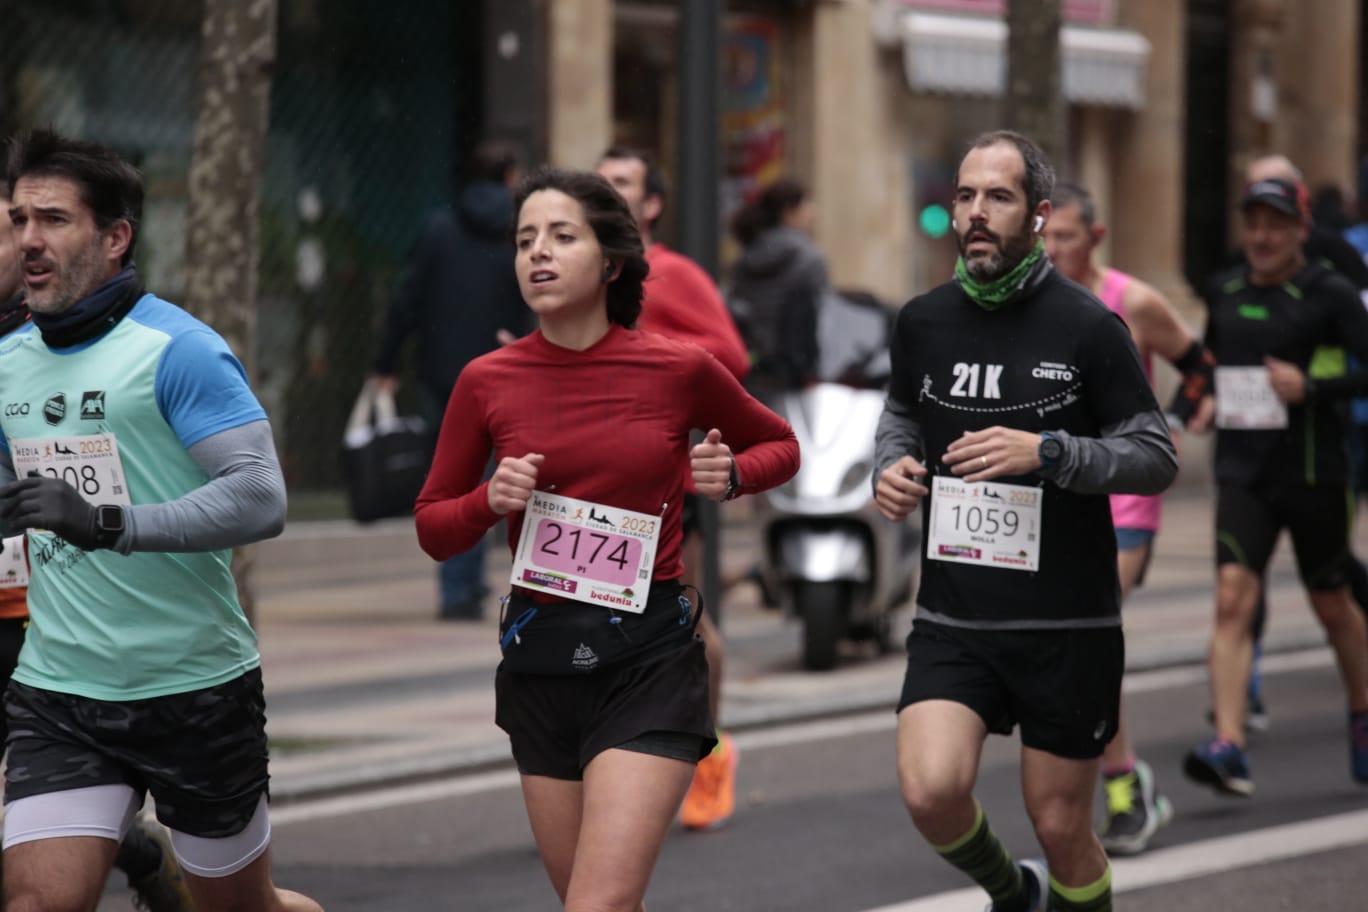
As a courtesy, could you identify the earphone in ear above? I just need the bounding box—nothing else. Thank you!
[1033,215,1045,232]
[603,264,614,283]
[951,219,958,231]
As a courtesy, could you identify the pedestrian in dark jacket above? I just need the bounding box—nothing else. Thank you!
[372,140,528,620]
[728,178,827,396]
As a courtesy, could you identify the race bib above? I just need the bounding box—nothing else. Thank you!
[510,491,661,614]
[0,535,28,589]
[1215,366,1288,430]
[927,476,1042,572]
[10,433,133,507]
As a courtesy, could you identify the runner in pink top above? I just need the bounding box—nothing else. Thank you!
[1097,268,1164,536]
[1046,182,1212,857]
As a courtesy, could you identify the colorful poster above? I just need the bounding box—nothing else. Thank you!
[721,16,785,253]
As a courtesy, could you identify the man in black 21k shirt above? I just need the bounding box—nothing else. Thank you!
[873,130,1176,912]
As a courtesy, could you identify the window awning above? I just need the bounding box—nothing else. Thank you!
[872,9,1151,109]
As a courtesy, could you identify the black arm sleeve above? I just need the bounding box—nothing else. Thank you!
[1167,339,1217,425]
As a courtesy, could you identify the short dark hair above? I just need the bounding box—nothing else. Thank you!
[961,130,1056,215]
[731,177,807,247]
[6,128,144,266]
[513,167,648,328]
[599,145,669,223]
[469,140,521,185]
[1051,181,1097,228]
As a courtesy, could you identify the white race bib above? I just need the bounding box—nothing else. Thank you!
[510,491,661,614]
[10,433,133,507]
[927,476,1042,572]
[0,535,28,589]
[1215,366,1288,430]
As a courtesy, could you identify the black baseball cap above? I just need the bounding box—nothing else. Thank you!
[1240,177,1309,220]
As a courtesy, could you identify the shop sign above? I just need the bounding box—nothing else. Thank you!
[886,0,1112,25]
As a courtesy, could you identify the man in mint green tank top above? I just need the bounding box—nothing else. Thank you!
[0,130,322,911]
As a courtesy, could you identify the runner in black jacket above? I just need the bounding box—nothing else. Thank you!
[1182,177,1368,799]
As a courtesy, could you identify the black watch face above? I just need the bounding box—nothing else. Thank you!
[1042,439,1062,461]
[98,506,124,533]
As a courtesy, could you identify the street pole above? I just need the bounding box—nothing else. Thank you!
[1005,0,1063,163]
[678,1,723,618]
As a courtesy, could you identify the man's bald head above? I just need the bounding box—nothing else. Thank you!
[1246,154,1304,185]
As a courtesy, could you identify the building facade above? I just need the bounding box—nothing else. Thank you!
[528,0,1362,319]
[3,0,1360,501]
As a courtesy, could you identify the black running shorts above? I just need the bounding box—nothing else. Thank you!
[4,669,270,838]
[495,636,716,780]
[1215,483,1352,590]
[898,619,1124,760]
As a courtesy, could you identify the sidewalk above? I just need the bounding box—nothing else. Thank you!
[255,491,1344,803]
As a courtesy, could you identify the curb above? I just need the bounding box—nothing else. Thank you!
[268,628,1331,806]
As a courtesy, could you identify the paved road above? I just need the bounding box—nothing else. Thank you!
[99,650,1368,910]
[82,489,1368,908]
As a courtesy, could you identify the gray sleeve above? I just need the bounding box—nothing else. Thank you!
[1039,410,1177,495]
[872,396,925,495]
[116,419,287,553]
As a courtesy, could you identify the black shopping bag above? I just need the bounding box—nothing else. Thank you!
[341,380,431,523]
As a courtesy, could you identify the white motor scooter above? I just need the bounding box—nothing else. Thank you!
[753,292,921,670]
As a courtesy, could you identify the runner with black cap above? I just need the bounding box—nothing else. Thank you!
[1183,175,1368,797]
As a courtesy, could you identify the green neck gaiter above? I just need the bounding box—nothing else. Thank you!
[955,238,1046,311]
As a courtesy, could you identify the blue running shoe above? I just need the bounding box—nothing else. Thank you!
[1183,739,1254,797]
[1351,711,1368,784]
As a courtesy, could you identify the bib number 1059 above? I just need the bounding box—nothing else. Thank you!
[927,476,1042,572]
[945,504,1020,537]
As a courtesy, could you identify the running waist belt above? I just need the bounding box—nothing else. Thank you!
[497,580,702,675]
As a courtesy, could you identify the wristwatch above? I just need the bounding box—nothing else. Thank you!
[1038,432,1063,471]
[723,458,740,500]
[92,504,125,549]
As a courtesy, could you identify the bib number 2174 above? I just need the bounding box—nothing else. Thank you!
[510,490,661,613]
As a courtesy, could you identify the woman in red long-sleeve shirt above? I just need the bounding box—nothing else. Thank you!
[415,167,798,911]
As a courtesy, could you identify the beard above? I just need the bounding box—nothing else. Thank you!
[958,216,1037,282]
[24,239,109,315]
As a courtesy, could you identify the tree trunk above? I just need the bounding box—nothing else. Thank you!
[1005,0,1064,165]
[183,0,278,625]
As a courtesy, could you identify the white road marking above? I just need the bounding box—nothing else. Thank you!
[272,648,1336,827]
[1123,646,1330,694]
[857,805,1368,912]
[271,769,522,826]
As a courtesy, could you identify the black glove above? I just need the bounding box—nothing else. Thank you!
[0,475,100,550]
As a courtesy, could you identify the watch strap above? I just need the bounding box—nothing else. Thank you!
[92,505,124,549]
[723,457,739,500]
